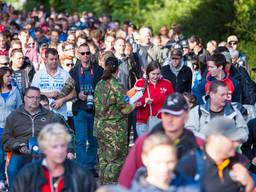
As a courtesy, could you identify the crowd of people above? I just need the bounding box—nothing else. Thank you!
[0,2,256,191]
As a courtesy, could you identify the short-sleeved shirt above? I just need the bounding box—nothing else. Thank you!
[31,67,71,119]
[12,71,22,94]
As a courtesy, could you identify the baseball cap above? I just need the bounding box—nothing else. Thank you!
[160,93,189,116]
[180,39,189,48]
[205,117,247,141]
[171,49,182,58]
[227,35,238,43]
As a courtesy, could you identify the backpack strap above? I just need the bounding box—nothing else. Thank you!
[198,105,202,131]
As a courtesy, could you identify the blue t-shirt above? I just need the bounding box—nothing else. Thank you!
[79,68,94,93]
[1,91,10,102]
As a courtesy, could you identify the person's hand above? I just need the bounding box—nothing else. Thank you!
[78,91,87,101]
[145,98,153,105]
[131,103,137,111]
[51,98,64,110]
[231,163,254,192]
[67,153,75,160]
[18,143,30,154]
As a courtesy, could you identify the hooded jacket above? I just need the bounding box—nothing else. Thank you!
[192,70,240,104]
[130,167,199,192]
[185,99,248,142]
[161,62,192,93]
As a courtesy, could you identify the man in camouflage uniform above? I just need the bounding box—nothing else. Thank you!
[94,57,133,184]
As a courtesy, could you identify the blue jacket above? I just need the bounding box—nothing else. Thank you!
[0,86,22,128]
[192,71,240,104]
[130,167,199,192]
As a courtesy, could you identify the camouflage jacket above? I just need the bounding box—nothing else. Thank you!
[94,76,133,121]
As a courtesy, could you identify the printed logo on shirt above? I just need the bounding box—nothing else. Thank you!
[160,87,168,94]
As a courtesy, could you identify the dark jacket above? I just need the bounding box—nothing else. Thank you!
[176,149,249,192]
[128,53,142,89]
[3,105,64,153]
[161,64,192,93]
[229,65,256,105]
[241,118,256,161]
[118,123,198,188]
[69,60,103,114]
[12,60,35,96]
[130,167,199,192]
[10,159,96,192]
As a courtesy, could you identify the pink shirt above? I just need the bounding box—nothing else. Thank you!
[24,48,38,64]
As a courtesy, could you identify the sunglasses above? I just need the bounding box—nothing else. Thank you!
[79,51,90,56]
[65,63,74,67]
[229,41,238,45]
[0,63,8,66]
[171,57,180,60]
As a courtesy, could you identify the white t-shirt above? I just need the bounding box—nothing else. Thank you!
[31,67,71,119]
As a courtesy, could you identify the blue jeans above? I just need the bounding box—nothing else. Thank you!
[128,109,138,142]
[73,109,97,169]
[0,128,5,181]
[136,122,148,136]
[7,154,31,187]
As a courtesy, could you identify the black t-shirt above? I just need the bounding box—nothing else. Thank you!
[210,108,224,119]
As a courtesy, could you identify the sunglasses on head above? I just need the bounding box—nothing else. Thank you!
[64,47,74,51]
[65,63,74,67]
[79,51,90,56]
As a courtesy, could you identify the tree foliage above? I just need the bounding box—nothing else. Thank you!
[232,0,256,41]
[23,0,256,71]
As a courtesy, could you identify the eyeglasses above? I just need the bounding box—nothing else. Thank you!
[171,57,180,60]
[65,63,74,67]
[26,96,40,100]
[79,51,90,56]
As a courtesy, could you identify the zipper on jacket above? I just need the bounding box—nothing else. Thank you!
[20,111,42,137]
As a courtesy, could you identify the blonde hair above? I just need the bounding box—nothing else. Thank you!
[38,123,71,151]
[139,27,152,36]
[142,133,176,156]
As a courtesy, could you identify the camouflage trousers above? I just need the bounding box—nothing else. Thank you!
[95,120,128,184]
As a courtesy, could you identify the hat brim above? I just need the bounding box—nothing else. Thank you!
[160,109,185,116]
